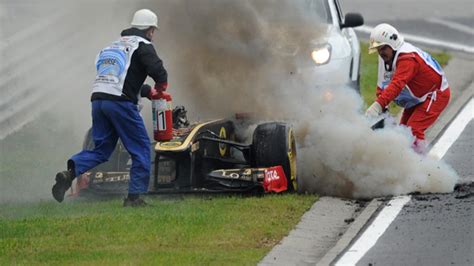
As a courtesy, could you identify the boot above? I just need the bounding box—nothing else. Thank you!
[52,170,74,202]
[123,197,148,207]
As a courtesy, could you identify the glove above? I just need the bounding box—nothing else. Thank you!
[140,84,159,100]
[365,101,383,118]
[140,84,152,98]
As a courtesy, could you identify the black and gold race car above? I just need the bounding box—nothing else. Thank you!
[72,107,297,196]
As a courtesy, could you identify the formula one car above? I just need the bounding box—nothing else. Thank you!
[72,107,297,196]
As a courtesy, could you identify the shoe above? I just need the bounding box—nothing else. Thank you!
[52,170,73,202]
[123,197,148,207]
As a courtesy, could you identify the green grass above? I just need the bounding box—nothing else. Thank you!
[0,194,316,265]
[359,42,451,113]
[359,42,380,108]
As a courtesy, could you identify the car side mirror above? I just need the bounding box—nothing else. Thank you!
[341,13,364,29]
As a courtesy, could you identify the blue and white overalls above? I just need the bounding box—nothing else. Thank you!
[70,36,152,194]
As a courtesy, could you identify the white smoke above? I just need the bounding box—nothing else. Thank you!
[294,86,458,198]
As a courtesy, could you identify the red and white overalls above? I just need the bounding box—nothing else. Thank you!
[376,42,450,152]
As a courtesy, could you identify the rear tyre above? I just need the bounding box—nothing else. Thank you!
[251,122,297,191]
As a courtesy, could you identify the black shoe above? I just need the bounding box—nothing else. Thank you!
[123,197,148,207]
[52,170,73,203]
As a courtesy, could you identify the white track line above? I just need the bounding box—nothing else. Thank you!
[426,18,474,35]
[356,25,474,54]
[334,196,412,266]
[334,97,473,265]
[429,98,474,159]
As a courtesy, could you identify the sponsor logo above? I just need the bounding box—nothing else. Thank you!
[215,170,240,179]
[265,169,281,182]
[93,172,129,183]
[211,168,264,182]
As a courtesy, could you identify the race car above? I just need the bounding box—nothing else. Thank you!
[71,107,297,196]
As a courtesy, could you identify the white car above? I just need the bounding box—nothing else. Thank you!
[308,0,364,91]
[266,0,364,91]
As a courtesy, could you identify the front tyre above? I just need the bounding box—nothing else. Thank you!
[251,122,297,191]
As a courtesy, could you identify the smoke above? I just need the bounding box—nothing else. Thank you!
[152,0,328,120]
[294,87,458,198]
[152,0,458,198]
[0,0,458,202]
[0,0,144,202]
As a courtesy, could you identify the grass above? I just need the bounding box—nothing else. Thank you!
[359,42,451,113]
[0,194,317,265]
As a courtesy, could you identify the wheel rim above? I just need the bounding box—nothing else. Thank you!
[287,128,297,191]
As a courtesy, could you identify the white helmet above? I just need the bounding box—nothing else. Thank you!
[131,9,158,30]
[368,23,404,54]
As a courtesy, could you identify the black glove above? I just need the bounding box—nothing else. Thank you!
[140,84,152,98]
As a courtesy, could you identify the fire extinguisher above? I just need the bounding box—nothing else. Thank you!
[151,84,173,141]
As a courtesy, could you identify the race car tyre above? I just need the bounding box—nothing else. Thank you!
[251,122,297,191]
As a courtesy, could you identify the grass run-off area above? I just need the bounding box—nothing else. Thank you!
[0,194,317,265]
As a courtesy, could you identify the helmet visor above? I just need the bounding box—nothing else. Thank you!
[368,40,384,54]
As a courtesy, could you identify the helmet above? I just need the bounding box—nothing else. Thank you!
[368,23,404,54]
[131,9,158,30]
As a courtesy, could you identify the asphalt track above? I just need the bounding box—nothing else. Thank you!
[341,0,474,55]
[353,121,473,266]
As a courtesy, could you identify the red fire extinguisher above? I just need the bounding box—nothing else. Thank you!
[151,83,173,141]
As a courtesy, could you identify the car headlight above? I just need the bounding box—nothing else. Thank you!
[311,44,332,65]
